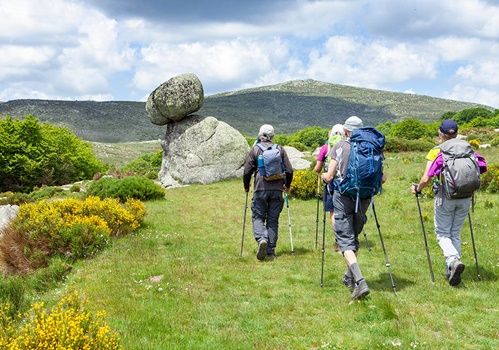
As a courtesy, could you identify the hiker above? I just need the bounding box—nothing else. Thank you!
[314,124,345,250]
[411,119,487,286]
[322,116,386,299]
[243,124,293,261]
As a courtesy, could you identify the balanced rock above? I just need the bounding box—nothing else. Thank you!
[159,116,249,187]
[146,73,204,125]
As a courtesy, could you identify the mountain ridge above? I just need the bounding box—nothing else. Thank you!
[0,79,492,142]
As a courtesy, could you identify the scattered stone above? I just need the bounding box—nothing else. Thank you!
[284,146,311,170]
[0,205,19,233]
[146,73,204,125]
[149,275,163,283]
[479,144,491,149]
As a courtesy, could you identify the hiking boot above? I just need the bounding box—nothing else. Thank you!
[342,273,355,291]
[351,279,370,300]
[448,260,465,286]
[265,253,276,261]
[256,239,268,261]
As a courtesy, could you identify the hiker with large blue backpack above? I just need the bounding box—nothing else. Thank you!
[322,116,394,299]
[243,124,293,261]
[411,119,488,286]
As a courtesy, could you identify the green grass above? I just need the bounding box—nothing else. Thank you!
[36,148,499,349]
[91,140,161,168]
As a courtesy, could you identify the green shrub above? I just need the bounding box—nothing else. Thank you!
[491,136,499,147]
[390,118,433,140]
[0,115,106,192]
[289,126,328,149]
[245,136,256,146]
[273,134,291,146]
[121,150,162,179]
[70,183,81,192]
[86,176,165,201]
[288,141,307,151]
[28,186,66,201]
[384,137,435,152]
[290,169,319,199]
[0,192,32,206]
[480,164,499,193]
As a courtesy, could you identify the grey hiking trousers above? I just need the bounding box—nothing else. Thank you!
[333,192,370,252]
[434,195,471,268]
[251,190,284,254]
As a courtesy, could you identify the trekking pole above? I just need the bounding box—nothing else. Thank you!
[285,193,294,254]
[320,183,327,287]
[371,201,397,294]
[315,176,321,250]
[468,212,481,280]
[240,191,249,257]
[415,192,435,283]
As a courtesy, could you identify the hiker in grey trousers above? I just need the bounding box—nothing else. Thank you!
[412,119,487,286]
[243,124,293,261]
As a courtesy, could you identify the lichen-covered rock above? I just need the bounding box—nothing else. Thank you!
[146,73,204,125]
[283,146,311,170]
[159,116,249,187]
[0,204,19,233]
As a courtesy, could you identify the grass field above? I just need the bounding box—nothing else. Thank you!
[91,140,162,168]
[38,148,498,349]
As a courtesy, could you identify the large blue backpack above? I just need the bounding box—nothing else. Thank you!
[336,127,385,208]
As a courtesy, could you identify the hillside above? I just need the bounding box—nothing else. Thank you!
[0,80,490,142]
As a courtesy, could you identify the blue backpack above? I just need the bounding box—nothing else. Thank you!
[336,127,385,208]
[255,143,286,181]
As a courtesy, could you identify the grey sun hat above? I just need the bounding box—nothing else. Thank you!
[258,124,275,140]
[343,116,363,132]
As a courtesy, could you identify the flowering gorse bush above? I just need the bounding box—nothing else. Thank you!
[0,292,121,349]
[291,169,319,200]
[1,197,146,272]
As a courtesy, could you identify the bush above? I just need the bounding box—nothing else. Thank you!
[273,134,291,146]
[1,197,146,272]
[384,137,435,152]
[0,292,121,349]
[290,169,319,199]
[491,136,499,147]
[480,164,499,193]
[390,118,433,140]
[289,126,328,150]
[121,150,163,179]
[288,141,307,151]
[0,115,106,192]
[86,176,165,202]
[469,139,480,150]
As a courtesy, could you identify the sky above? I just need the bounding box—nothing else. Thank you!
[1,0,498,107]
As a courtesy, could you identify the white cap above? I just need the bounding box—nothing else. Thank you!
[330,123,345,136]
[258,124,275,139]
[343,116,363,132]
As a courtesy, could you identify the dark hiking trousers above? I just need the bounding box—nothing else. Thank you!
[251,190,284,254]
[333,192,370,252]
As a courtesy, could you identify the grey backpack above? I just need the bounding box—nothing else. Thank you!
[255,143,285,181]
[440,139,480,199]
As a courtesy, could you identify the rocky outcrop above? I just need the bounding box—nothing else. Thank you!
[0,205,19,233]
[284,146,311,170]
[146,73,204,125]
[159,116,249,187]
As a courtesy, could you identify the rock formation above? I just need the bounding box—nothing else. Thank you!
[146,73,249,187]
[146,73,204,125]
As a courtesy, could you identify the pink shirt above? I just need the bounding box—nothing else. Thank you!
[427,152,487,177]
[316,144,329,162]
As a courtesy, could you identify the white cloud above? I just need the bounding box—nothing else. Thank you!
[445,84,499,107]
[133,38,290,94]
[303,36,438,87]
